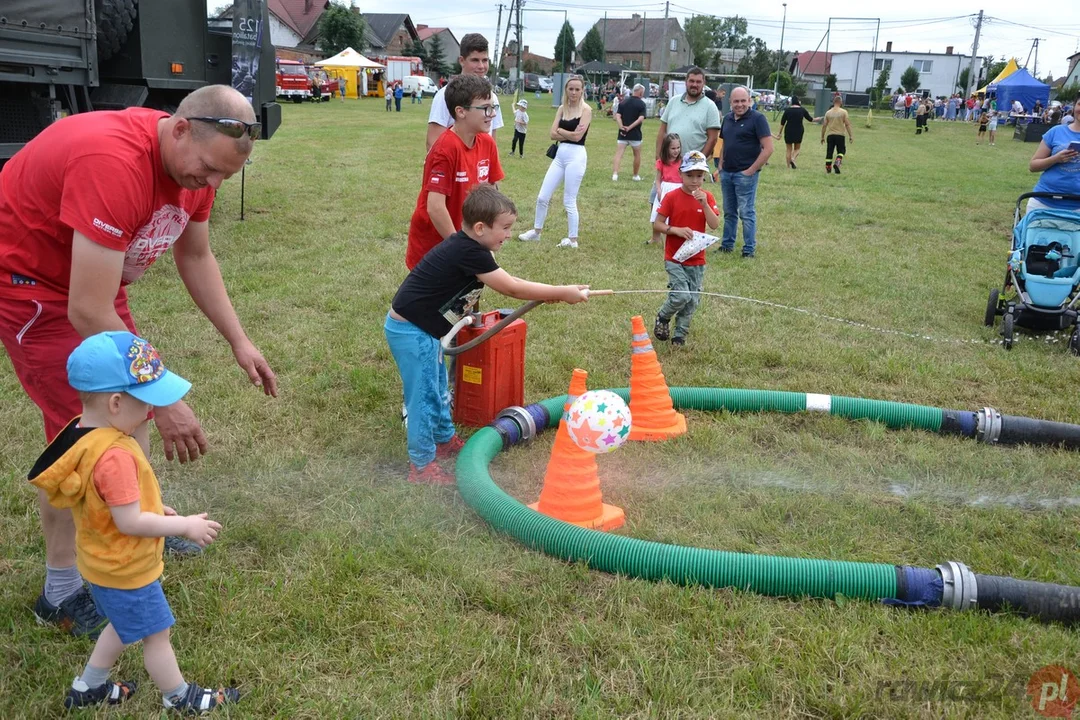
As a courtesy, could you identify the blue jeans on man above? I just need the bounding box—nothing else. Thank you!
[720,170,760,257]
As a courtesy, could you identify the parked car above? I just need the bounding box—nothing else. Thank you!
[523,73,541,92]
[538,76,553,93]
[402,75,439,97]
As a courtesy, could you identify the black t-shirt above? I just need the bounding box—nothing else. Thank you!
[391,231,500,338]
[616,97,646,142]
[781,106,814,128]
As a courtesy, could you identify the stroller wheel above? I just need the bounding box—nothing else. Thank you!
[1003,313,1015,350]
[985,288,1000,327]
[1070,327,1080,357]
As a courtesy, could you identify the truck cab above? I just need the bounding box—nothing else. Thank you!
[275,59,311,102]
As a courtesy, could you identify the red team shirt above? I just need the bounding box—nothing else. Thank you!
[0,108,215,301]
[657,188,718,267]
[405,130,504,269]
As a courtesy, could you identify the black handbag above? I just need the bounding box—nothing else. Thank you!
[546,142,558,159]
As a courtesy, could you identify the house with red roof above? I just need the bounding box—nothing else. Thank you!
[793,51,833,89]
[415,25,460,65]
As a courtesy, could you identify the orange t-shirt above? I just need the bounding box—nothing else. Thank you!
[92,447,141,506]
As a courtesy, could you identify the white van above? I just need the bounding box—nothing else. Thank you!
[402,75,439,97]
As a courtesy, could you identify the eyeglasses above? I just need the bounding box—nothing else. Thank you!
[187,116,262,140]
[464,105,498,117]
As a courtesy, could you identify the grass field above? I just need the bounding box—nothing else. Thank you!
[3,96,1080,718]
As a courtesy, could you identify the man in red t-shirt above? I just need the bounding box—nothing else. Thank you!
[651,151,720,347]
[406,74,504,269]
[0,85,277,635]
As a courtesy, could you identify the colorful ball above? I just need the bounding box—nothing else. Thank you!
[565,390,632,454]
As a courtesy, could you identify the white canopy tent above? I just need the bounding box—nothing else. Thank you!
[315,47,384,97]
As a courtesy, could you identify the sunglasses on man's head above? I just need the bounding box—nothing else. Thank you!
[187,116,261,140]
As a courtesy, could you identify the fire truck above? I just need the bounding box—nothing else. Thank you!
[275,58,312,102]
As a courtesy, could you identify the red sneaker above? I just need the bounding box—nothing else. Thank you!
[435,435,466,461]
[408,462,456,486]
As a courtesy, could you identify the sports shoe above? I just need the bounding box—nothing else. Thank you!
[33,586,106,638]
[632,175,642,182]
[165,535,203,557]
[611,173,619,181]
[671,337,686,347]
[163,682,240,715]
[833,164,840,174]
[653,315,670,341]
[408,462,456,486]
[435,435,465,461]
[65,676,137,709]
[556,238,578,249]
[790,161,797,169]
[835,156,843,170]
[518,229,541,242]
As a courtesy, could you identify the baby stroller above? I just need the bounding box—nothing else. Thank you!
[985,192,1080,351]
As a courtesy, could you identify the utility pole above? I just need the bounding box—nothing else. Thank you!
[659,2,670,72]
[516,0,523,93]
[492,3,504,80]
[1025,38,1046,78]
[964,10,983,100]
[773,3,787,97]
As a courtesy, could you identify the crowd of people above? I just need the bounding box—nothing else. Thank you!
[2,22,1079,715]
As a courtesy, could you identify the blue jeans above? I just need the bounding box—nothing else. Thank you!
[384,314,455,468]
[720,170,760,256]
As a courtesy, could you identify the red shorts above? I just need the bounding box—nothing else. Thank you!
[0,289,138,442]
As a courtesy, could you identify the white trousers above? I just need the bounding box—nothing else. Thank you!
[535,143,587,238]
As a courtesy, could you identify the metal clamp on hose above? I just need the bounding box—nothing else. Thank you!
[937,561,978,612]
[496,406,537,442]
[976,407,1002,445]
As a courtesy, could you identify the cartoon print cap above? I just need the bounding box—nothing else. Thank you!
[67,331,191,407]
[680,150,710,173]
[516,99,528,108]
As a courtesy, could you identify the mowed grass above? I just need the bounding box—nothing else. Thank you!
[2,96,1080,718]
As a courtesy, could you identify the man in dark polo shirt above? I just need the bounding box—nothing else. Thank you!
[718,86,773,258]
[612,84,647,181]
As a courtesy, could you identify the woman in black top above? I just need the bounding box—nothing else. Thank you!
[773,96,819,169]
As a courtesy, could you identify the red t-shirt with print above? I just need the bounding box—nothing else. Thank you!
[405,129,504,270]
[0,108,215,301]
[657,187,718,267]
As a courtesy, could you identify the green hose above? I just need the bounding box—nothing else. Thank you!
[455,387,931,603]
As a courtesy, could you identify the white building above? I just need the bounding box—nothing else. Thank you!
[830,43,984,97]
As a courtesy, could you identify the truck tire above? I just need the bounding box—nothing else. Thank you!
[96,0,138,62]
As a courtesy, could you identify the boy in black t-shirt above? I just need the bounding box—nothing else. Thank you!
[385,186,590,485]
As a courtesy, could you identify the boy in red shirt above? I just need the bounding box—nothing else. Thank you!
[652,151,720,346]
[405,74,504,269]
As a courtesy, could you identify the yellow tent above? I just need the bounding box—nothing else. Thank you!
[977,58,1020,94]
[314,47,385,98]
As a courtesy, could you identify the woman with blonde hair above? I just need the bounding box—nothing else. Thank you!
[518,75,592,248]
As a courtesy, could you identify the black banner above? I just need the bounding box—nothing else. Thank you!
[231,0,265,105]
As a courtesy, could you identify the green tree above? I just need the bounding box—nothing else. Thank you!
[716,15,751,48]
[766,70,792,95]
[522,58,542,74]
[408,38,428,67]
[984,56,1009,85]
[899,65,920,93]
[317,3,366,56]
[1058,81,1080,104]
[823,72,838,91]
[874,67,890,102]
[581,25,605,64]
[684,16,720,67]
[736,38,774,86]
[553,20,576,72]
[426,33,447,77]
[956,67,970,93]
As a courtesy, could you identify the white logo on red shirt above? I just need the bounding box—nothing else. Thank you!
[477,159,490,182]
[455,170,469,183]
[93,218,124,238]
[122,204,190,284]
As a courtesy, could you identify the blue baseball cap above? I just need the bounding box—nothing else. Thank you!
[67,331,191,407]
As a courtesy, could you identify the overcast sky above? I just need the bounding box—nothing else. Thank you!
[358,0,1079,80]
[207,1,1079,79]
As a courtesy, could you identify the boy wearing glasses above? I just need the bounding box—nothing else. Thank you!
[405,74,504,269]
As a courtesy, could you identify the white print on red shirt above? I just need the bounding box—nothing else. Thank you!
[122,204,190,283]
[477,159,490,182]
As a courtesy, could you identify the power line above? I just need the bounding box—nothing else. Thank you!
[983,16,1080,39]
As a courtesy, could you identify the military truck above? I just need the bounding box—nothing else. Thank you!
[0,0,280,162]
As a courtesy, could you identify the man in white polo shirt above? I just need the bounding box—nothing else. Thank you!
[426,33,503,151]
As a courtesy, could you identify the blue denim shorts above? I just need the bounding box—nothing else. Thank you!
[88,579,175,644]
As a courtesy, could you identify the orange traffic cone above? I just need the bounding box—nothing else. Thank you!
[628,315,687,441]
[529,368,625,531]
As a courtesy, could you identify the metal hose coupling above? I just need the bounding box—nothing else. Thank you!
[496,406,538,443]
[937,561,978,612]
[975,407,1002,445]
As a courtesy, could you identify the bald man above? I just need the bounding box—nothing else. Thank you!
[0,85,277,636]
